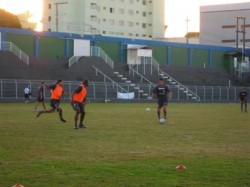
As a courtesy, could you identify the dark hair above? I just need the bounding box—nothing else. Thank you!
[56,80,62,84]
[159,78,164,81]
[83,80,89,86]
[41,81,45,84]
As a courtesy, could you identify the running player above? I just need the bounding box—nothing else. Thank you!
[152,78,171,121]
[36,80,66,122]
[34,81,46,111]
[239,87,248,112]
[71,80,88,129]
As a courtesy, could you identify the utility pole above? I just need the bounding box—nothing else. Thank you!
[185,16,190,44]
[236,16,246,55]
[55,1,67,32]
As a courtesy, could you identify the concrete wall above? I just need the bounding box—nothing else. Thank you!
[0,27,242,72]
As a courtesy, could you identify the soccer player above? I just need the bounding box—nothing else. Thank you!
[152,78,171,121]
[71,80,88,129]
[34,81,46,111]
[239,87,248,112]
[36,80,66,122]
[24,85,31,103]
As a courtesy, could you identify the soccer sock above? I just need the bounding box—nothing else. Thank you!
[241,104,243,112]
[164,111,167,119]
[80,112,85,126]
[245,104,247,112]
[157,112,160,119]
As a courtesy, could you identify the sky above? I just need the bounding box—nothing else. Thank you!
[0,0,249,35]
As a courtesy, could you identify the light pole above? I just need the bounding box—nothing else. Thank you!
[185,16,190,44]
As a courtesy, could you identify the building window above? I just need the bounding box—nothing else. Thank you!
[110,7,114,13]
[149,12,152,15]
[48,4,51,9]
[128,21,133,27]
[142,0,147,5]
[91,15,97,22]
[48,16,51,21]
[136,10,139,14]
[119,8,124,14]
[48,28,51,32]
[128,10,134,15]
[120,0,125,2]
[142,12,147,17]
[109,19,115,25]
[103,31,106,34]
[103,18,106,22]
[129,0,134,3]
[142,23,147,28]
[119,20,124,26]
[103,7,106,10]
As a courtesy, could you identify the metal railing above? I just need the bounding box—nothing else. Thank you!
[91,65,128,93]
[68,46,114,69]
[0,79,248,102]
[128,65,156,87]
[68,56,81,67]
[1,41,29,65]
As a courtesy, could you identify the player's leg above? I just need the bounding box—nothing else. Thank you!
[34,101,39,111]
[42,100,46,110]
[79,104,86,128]
[57,106,66,122]
[244,100,247,112]
[240,100,243,112]
[73,102,80,129]
[36,107,54,117]
[157,100,163,119]
[163,105,167,119]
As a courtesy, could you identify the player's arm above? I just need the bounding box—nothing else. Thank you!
[47,84,56,90]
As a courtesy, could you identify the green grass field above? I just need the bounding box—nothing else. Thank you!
[0,102,250,187]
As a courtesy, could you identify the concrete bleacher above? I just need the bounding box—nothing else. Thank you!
[0,51,237,87]
[134,64,235,86]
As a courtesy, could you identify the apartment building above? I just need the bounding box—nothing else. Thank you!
[200,2,250,48]
[42,0,165,39]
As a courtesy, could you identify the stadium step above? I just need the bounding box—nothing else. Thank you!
[121,77,127,80]
[126,80,131,83]
[113,72,119,75]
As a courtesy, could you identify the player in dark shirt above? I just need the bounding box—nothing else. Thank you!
[34,81,46,111]
[152,78,171,120]
[239,87,248,112]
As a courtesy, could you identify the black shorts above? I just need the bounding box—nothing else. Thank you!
[36,97,44,102]
[240,98,247,104]
[50,99,60,110]
[158,98,168,108]
[72,102,84,112]
[24,94,30,99]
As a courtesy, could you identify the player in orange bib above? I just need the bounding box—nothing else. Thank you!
[71,80,89,129]
[36,80,66,122]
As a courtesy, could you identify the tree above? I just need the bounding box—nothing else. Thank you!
[0,9,22,28]
[185,32,200,38]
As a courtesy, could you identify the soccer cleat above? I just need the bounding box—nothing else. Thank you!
[60,118,66,122]
[74,125,78,129]
[79,124,86,128]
